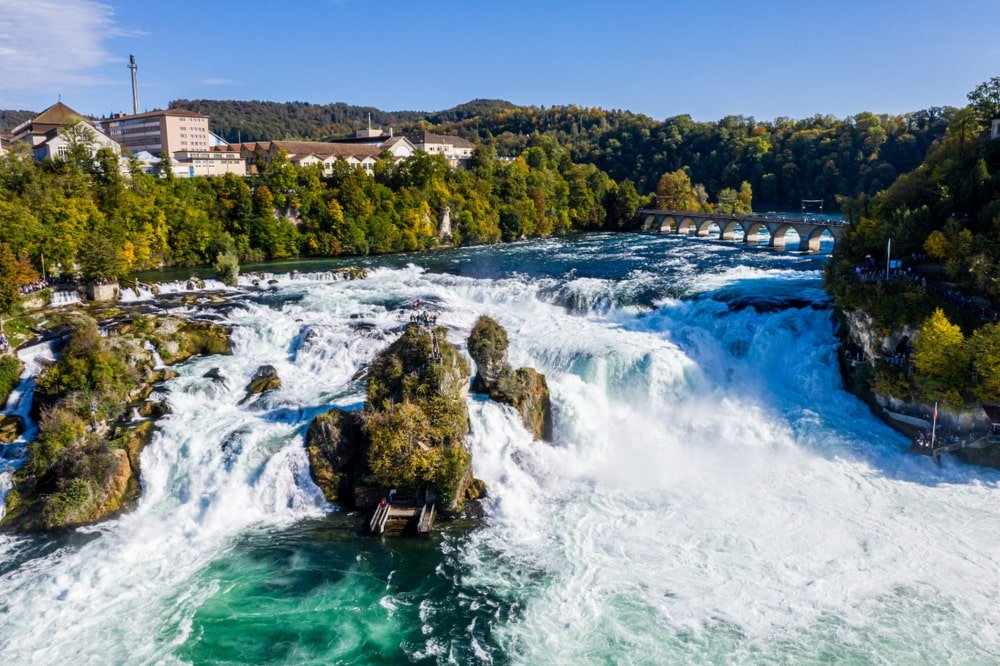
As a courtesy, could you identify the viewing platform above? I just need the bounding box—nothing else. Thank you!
[638,208,850,252]
[369,493,436,537]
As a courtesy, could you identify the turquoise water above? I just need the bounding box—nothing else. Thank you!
[3,233,1000,664]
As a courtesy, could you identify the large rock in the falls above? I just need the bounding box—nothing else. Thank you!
[2,421,155,531]
[2,312,230,533]
[306,324,482,514]
[491,367,554,441]
[467,315,553,441]
[468,315,509,391]
[242,365,281,403]
[305,408,366,503]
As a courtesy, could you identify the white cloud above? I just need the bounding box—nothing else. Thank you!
[0,0,124,93]
[201,78,236,86]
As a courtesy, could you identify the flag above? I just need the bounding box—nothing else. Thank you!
[933,403,938,421]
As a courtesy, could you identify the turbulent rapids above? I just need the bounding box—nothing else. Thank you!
[2,233,1000,664]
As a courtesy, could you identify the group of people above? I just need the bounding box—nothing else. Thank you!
[0,332,10,355]
[410,311,438,326]
[885,351,910,369]
[18,280,48,296]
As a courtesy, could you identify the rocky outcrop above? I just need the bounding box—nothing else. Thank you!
[306,324,481,513]
[118,314,232,366]
[468,316,509,391]
[0,414,24,443]
[2,312,231,532]
[468,315,553,440]
[242,365,281,403]
[305,409,366,503]
[838,307,1000,466]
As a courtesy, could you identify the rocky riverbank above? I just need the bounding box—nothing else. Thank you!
[836,308,1000,468]
[1,312,232,531]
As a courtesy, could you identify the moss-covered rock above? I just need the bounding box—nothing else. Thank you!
[305,409,366,503]
[3,312,228,533]
[307,324,481,514]
[0,414,24,443]
[242,365,281,403]
[118,315,232,366]
[137,400,171,419]
[467,315,553,441]
[1,421,155,531]
[492,367,554,441]
[468,315,509,391]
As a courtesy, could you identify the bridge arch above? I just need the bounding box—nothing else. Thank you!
[642,214,657,231]
[658,215,676,233]
[695,218,718,237]
[768,224,794,249]
[719,220,744,241]
[676,217,697,235]
[743,222,767,244]
[798,226,833,253]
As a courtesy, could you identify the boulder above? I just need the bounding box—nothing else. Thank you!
[305,409,366,502]
[491,367,554,441]
[242,365,281,403]
[137,400,171,419]
[203,367,227,385]
[468,315,510,390]
[0,414,24,443]
[467,315,553,441]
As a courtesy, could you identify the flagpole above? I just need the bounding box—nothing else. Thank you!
[931,401,938,449]
[886,238,891,280]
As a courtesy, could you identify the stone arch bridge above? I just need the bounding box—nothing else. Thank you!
[639,208,849,252]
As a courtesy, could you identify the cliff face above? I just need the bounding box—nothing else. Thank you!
[837,308,1000,467]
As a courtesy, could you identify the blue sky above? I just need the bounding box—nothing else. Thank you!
[2,0,996,121]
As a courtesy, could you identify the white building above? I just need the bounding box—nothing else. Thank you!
[408,131,475,168]
[223,140,388,176]
[992,119,1000,140]
[11,102,121,161]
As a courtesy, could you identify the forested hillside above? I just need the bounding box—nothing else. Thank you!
[0,135,638,283]
[168,98,517,144]
[827,77,1000,408]
[0,110,35,132]
[167,99,955,208]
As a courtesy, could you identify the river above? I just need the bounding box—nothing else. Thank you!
[2,232,999,664]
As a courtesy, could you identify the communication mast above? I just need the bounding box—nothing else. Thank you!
[128,54,140,114]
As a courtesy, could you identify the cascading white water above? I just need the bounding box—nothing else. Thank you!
[1,234,999,664]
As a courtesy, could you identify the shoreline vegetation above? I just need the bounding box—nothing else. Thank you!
[825,77,1000,463]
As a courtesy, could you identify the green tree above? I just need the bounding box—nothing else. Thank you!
[967,76,1000,127]
[77,231,126,280]
[969,324,1000,401]
[214,250,240,286]
[0,243,19,315]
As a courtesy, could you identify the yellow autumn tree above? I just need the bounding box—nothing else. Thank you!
[913,308,968,405]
